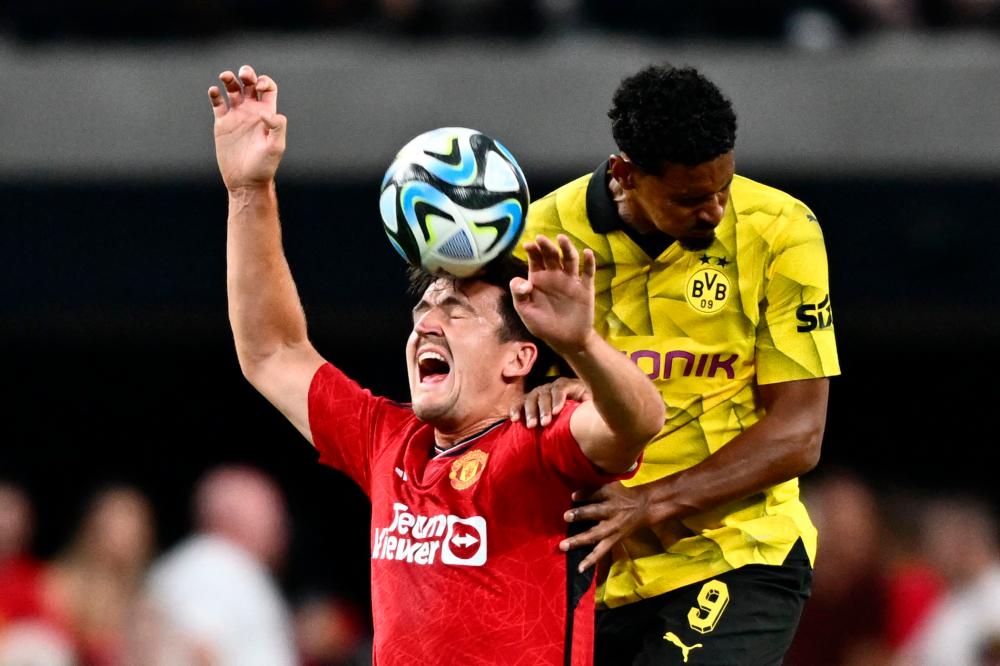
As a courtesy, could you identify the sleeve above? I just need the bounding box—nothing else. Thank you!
[538,400,639,488]
[756,200,841,385]
[307,362,407,495]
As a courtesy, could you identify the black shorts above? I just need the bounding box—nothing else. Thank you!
[595,540,812,666]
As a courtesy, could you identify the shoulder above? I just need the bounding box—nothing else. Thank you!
[310,362,415,422]
[731,174,824,247]
[526,172,591,232]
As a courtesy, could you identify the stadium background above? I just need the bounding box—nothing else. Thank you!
[2,1,999,662]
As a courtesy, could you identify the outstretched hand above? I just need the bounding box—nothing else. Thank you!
[510,234,596,356]
[208,65,287,191]
[560,482,658,573]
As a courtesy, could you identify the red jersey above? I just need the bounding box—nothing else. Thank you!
[308,363,624,666]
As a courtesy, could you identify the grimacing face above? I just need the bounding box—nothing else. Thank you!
[614,151,735,251]
[405,279,535,431]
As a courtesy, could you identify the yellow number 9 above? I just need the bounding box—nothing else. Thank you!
[687,579,730,634]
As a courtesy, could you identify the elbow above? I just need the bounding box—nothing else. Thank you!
[640,399,667,445]
[793,426,824,475]
[234,344,279,389]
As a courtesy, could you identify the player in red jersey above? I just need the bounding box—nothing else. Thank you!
[210,64,665,666]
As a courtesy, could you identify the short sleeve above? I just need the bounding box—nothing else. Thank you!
[756,201,841,384]
[538,401,638,488]
[308,363,412,495]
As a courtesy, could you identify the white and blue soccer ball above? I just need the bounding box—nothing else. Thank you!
[379,127,529,278]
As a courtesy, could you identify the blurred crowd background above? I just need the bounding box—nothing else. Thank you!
[3,0,1000,42]
[2,0,999,664]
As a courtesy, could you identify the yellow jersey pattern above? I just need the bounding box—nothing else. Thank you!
[519,163,840,608]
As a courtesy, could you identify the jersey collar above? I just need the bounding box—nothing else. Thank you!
[585,160,677,259]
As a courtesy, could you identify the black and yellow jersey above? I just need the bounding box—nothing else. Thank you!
[518,162,840,608]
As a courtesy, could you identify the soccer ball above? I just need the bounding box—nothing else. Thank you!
[379,127,529,278]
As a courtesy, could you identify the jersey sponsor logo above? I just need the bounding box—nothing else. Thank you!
[372,503,487,567]
[629,350,739,381]
[663,632,703,663]
[449,449,488,490]
[685,266,731,314]
[796,294,833,332]
[440,516,487,566]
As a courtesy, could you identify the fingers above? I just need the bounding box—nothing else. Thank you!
[219,70,243,107]
[522,389,540,428]
[576,539,613,572]
[549,381,569,416]
[536,388,554,427]
[508,395,525,422]
[256,74,278,114]
[526,234,587,277]
[581,248,596,281]
[237,65,259,102]
[509,276,532,302]
[558,520,614,553]
[522,240,544,275]
[261,113,288,151]
[216,66,273,111]
[534,234,563,273]
[557,234,579,276]
[563,497,613,524]
[208,86,227,119]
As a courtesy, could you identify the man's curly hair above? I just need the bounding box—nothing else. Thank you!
[609,64,737,173]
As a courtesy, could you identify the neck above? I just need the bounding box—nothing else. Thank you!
[434,413,507,450]
[608,176,655,234]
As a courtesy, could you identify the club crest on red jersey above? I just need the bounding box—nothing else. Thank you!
[449,449,488,490]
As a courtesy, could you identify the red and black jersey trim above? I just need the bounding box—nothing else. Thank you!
[563,506,597,666]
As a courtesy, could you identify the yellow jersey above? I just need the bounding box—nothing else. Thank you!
[519,163,841,608]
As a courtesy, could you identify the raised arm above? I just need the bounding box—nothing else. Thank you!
[561,377,828,571]
[511,235,665,474]
[210,65,325,441]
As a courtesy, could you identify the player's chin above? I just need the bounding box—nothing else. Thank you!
[679,232,716,252]
[412,399,446,423]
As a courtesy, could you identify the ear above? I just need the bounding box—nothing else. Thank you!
[501,341,538,382]
[609,154,636,190]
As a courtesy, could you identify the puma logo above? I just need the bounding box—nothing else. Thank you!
[663,631,703,663]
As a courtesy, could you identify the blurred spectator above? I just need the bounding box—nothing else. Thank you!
[136,465,296,666]
[44,486,156,666]
[896,496,1000,666]
[880,490,945,651]
[0,622,77,666]
[787,471,892,666]
[295,592,371,666]
[0,481,47,625]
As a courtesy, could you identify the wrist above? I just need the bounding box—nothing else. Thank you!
[227,182,276,211]
[227,181,275,199]
[553,328,601,358]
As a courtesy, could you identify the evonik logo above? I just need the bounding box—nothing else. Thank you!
[372,503,487,567]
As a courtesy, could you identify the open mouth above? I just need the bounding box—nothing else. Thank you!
[417,350,451,385]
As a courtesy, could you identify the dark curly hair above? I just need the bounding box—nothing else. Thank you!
[406,257,561,389]
[609,64,737,173]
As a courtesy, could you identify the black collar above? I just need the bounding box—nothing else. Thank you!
[432,419,506,458]
[585,160,676,259]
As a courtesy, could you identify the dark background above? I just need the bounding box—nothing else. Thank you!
[3,172,997,611]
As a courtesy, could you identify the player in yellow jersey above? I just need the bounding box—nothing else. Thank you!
[513,64,840,665]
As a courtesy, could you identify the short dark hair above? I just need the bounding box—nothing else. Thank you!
[609,64,737,173]
[407,258,560,389]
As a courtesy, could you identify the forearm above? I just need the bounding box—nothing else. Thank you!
[562,331,665,460]
[643,415,823,524]
[226,183,310,370]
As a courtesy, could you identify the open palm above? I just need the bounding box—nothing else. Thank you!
[208,65,287,190]
[511,234,596,355]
